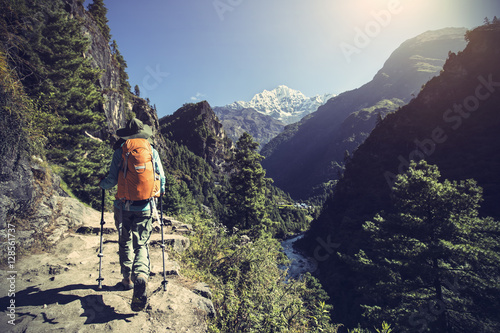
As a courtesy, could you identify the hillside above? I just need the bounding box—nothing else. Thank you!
[261,27,468,200]
[299,22,500,331]
[159,101,233,173]
[213,106,285,149]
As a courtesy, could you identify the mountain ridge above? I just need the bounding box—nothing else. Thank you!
[222,85,334,125]
[261,27,468,200]
[213,106,285,149]
[214,85,333,149]
[159,101,233,175]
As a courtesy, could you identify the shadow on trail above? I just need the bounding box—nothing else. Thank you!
[1,284,135,324]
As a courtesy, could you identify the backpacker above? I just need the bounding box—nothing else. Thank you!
[116,138,161,201]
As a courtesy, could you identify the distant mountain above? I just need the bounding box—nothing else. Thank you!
[222,85,334,125]
[213,107,285,149]
[261,27,468,200]
[299,22,500,331]
[214,85,333,149]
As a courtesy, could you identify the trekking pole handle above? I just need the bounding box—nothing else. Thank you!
[159,193,163,220]
[101,188,105,219]
[100,189,106,226]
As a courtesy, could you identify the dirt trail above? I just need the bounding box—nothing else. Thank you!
[0,207,213,332]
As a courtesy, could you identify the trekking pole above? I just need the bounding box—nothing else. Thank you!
[159,194,167,291]
[97,188,105,290]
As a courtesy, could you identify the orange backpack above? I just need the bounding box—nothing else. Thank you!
[116,138,161,201]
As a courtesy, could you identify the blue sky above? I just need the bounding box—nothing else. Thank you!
[85,0,499,118]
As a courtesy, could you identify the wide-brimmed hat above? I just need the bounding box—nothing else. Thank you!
[116,118,153,140]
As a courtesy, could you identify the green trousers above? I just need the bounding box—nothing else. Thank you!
[114,207,152,280]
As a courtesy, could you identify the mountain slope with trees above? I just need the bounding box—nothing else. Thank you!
[299,22,500,332]
[159,101,233,173]
[213,106,285,150]
[262,28,468,200]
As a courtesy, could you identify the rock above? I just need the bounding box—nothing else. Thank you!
[151,234,191,253]
[152,260,181,277]
[193,282,212,300]
[42,196,108,244]
[164,261,181,276]
[0,153,34,230]
[48,265,68,275]
[172,223,193,235]
[163,235,191,253]
[240,235,251,245]
[196,297,216,319]
[163,217,182,227]
[163,218,193,235]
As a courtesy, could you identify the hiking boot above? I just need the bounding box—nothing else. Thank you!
[121,277,134,290]
[131,274,148,312]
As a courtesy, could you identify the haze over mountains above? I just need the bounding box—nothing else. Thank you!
[213,106,285,149]
[260,27,469,199]
[177,27,469,203]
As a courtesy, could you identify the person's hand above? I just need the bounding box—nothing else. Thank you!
[98,175,106,187]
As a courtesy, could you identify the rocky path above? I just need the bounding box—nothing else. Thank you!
[0,203,214,333]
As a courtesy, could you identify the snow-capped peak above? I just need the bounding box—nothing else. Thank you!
[223,86,335,124]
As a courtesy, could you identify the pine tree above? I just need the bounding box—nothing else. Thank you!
[226,132,272,234]
[29,8,104,148]
[354,161,500,332]
[87,0,111,41]
[110,39,131,93]
[25,4,108,208]
[162,173,181,215]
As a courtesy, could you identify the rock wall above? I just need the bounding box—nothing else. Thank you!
[65,0,128,138]
[70,0,167,150]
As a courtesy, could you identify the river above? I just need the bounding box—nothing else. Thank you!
[281,234,318,280]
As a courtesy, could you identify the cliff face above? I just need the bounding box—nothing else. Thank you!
[159,101,233,173]
[132,96,169,153]
[65,0,164,148]
[64,0,127,137]
[0,105,35,233]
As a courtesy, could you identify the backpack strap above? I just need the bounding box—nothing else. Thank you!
[123,151,130,179]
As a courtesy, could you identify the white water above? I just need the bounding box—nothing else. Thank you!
[281,234,318,279]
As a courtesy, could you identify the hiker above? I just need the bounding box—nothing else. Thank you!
[99,118,165,311]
